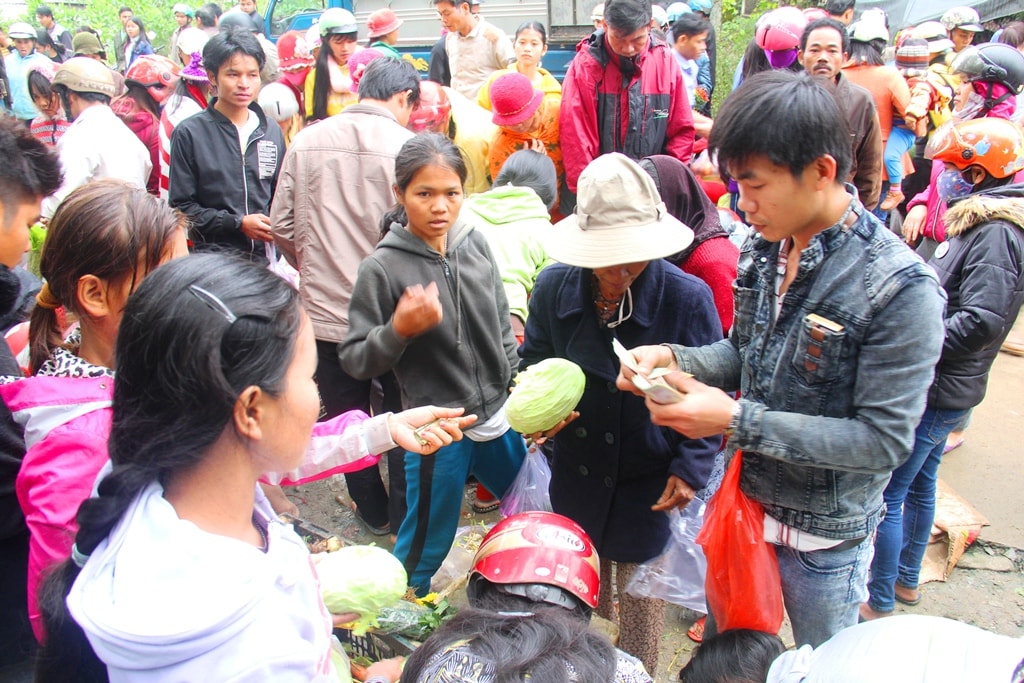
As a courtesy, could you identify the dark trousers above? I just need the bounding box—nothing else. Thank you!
[315,339,405,531]
[0,531,36,675]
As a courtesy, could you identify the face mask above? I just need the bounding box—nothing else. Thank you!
[936,169,974,202]
[954,91,986,122]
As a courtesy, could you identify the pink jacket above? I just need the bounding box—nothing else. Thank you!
[4,375,113,642]
[2,374,388,642]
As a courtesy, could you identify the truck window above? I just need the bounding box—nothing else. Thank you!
[269,0,326,38]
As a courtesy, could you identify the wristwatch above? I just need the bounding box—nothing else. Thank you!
[725,401,742,438]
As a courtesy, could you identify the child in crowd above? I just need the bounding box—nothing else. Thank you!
[26,60,69,146]
[366,7,403,59]
[885,37,950,211]
[487,72,562,198]
[2,181,189,643]
[339,133,526,594]
[33,253,473,681]
[478,21,561,111]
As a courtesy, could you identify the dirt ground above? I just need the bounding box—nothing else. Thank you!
[288,474,1024,683]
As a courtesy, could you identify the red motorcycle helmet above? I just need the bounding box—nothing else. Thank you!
[407,81,452,134]
[125,55,180,105]
[467,511,601,618]
[755,6,807,53]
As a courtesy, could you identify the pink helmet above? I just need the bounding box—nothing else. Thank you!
[277,30,314,72]
[407,81,451,134]
[755,6,808,52]
[125,55,180,105]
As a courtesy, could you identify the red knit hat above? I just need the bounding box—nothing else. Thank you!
[367,8,403,38]
[277,30,315,71]
[490,72,543,127]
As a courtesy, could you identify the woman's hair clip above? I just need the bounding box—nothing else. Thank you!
[188,285,238,323]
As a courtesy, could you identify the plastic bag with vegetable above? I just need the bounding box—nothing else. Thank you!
[318,545,408,635]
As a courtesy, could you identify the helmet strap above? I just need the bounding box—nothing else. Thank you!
[983,81,1012,110]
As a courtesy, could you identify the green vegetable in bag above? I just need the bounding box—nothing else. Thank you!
[318,545,408,635]
[506,358,586,434]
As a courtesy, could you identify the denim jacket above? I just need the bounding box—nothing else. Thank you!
[672,193,946,539]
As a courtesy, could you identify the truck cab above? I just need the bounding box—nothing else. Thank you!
[261,0,599,81]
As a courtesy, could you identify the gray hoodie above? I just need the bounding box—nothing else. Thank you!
[339,219,518,421]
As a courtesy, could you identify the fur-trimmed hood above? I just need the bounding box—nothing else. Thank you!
[944,183,1024,238]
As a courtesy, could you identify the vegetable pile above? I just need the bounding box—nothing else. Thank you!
[506,358,586,434]
[318,545,408,636]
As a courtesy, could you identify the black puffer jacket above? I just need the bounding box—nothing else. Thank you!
[926,183,1024,410]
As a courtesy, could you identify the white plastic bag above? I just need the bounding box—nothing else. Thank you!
[499,444,552,517]
[625,498,707,612]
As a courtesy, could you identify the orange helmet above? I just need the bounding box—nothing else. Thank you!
[407,81,451,134]
[468,511,600,616]
[925,118,1024,180]
[125,55,180,105]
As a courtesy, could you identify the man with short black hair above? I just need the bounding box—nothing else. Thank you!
[433,0,513,100]
[560,0,694,205]
[618,70,946,648]
[169,28,285,262]
[800,17,883,210]
[35,5,72,53]
[272,58,421,538]
[824,0,855,26]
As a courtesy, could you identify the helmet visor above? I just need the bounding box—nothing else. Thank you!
[949,46,988,81]
[924,121,965,165]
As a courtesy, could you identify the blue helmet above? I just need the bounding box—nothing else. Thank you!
[667,2,691,22]
[688,0,712,14]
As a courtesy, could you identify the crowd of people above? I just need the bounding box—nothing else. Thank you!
[1,0,1024,680]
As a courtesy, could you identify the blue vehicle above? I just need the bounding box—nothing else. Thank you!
[261,0,598,81]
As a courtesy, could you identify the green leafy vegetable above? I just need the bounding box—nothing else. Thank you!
[318,545,408,636]
[506,358,586,434]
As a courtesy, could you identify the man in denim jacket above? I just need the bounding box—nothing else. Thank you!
[617,71,946,647]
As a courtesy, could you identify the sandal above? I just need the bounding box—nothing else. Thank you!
[895,583,922,606]
[472,499,501,514]
[943,436,965,455]
[687,616,706,643]
[351,506,390,536]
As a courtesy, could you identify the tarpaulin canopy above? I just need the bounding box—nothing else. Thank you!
[856,0,1021,32]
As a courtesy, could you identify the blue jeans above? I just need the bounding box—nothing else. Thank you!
[393,428,526,594]
[885,125,917,184]
[703,535,873,647]
[776,537,874,647]
[867,407,969,612]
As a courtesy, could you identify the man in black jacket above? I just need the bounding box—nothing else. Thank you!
[0,116,62,679]
[169,27,284,263]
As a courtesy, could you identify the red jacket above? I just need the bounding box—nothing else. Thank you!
[560,31,694,192]
[111,96,160,196]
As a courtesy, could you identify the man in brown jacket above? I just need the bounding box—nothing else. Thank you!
[271,57,419,536]
[800,18,883,210]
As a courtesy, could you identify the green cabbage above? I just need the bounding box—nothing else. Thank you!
[506,358,586,434]
[318,545,407,635]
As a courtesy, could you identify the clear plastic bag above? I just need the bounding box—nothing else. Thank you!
[625,498,708,612]
[499,444,552,517]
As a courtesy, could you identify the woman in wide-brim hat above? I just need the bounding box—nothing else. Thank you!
[519,152,723,677]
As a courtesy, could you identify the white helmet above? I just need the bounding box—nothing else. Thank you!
[8,22,36,40]
[258,81,299,122]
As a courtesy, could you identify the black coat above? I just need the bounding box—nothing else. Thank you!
[927,184,1024,410]
[520,260,722,562]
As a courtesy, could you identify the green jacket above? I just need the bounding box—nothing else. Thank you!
[461,185,554,323]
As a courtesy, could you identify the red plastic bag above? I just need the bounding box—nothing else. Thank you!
[696,451,784,632]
